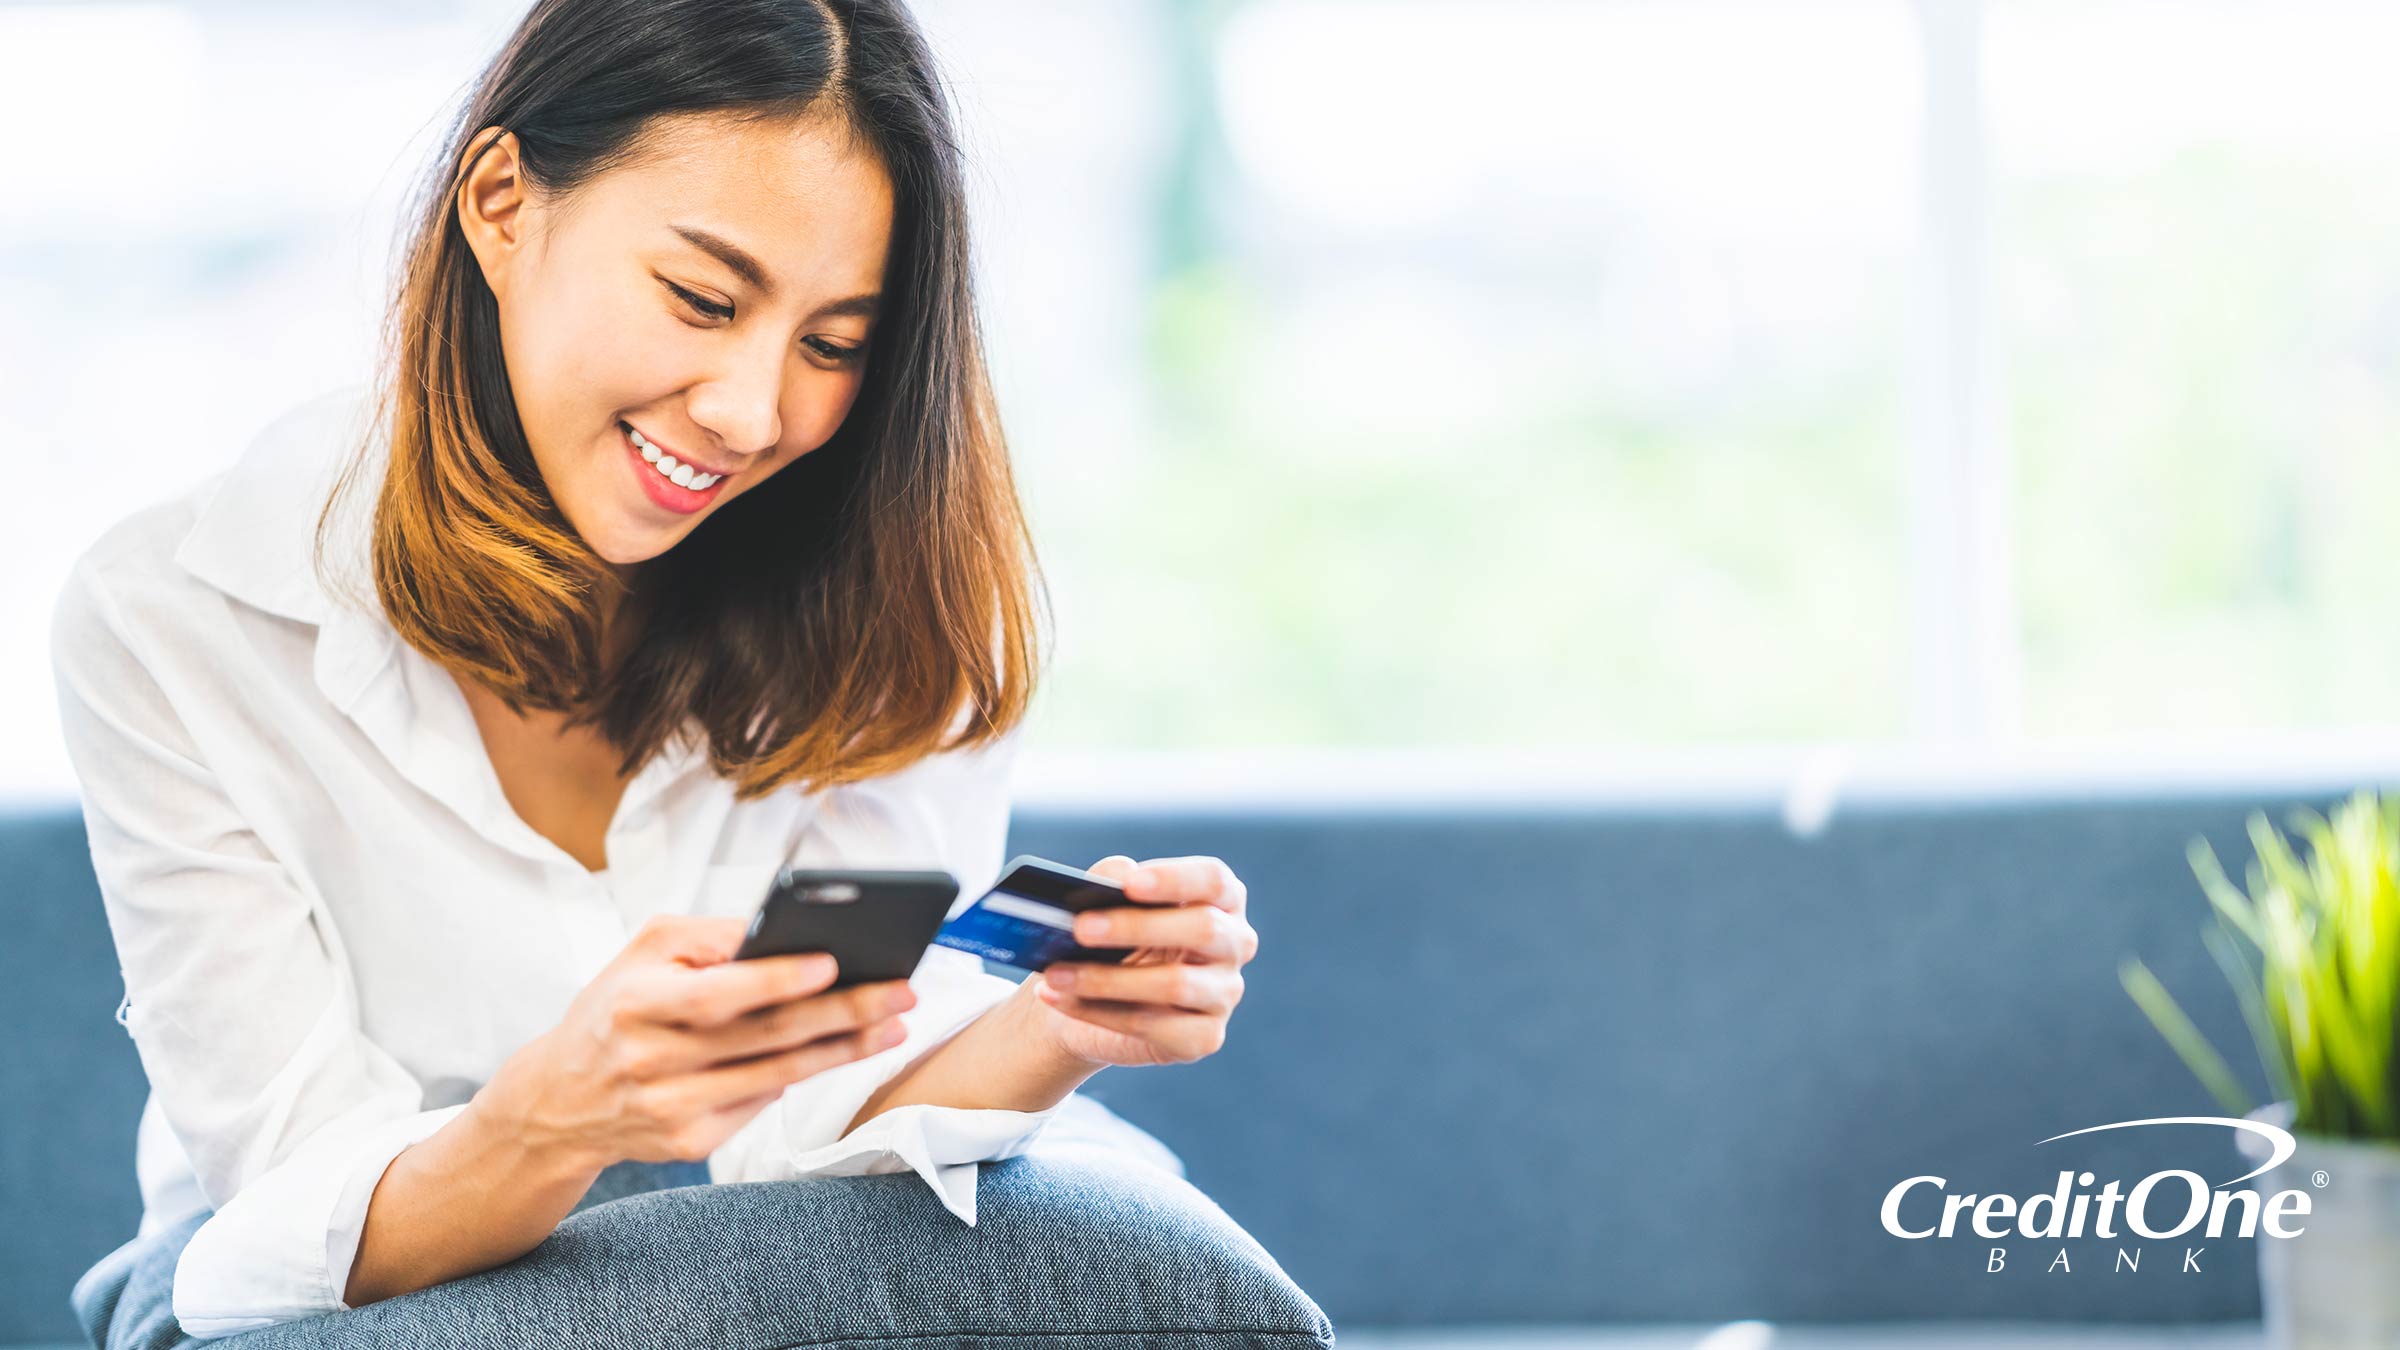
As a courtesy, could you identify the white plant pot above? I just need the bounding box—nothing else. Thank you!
[2238,1100,2400,1350]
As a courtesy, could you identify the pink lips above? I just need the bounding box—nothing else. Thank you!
[622,422,730,516]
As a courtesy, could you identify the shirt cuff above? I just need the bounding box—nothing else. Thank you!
[707,948,1072,1223]
[777,1100,1062,1226]
[171,1102,469,1339]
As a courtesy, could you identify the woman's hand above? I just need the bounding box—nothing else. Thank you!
[478,914,919,1168]
[1024,854,1257,1069]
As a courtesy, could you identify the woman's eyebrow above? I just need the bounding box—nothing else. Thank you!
[811,291,883,321]
[671,224,774,294]
[669,223,881,320]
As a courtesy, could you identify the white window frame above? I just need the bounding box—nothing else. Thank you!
[1910,0,2017,746]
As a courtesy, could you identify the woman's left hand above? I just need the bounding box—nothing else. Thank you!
[1024,854,1256,1069]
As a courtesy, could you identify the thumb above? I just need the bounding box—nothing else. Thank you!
[1085,855,1140,885]
[652,914,755,969]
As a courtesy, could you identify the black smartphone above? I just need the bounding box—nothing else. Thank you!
[731,866,960,988]
[929,854,1137,976]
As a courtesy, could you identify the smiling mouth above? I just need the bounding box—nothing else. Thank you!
[624,422,732,490]
[621,422,731,516]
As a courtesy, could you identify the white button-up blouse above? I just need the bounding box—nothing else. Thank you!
[50,384,1181,1339]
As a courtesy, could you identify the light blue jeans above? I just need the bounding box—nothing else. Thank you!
[71,1112,1334,1349]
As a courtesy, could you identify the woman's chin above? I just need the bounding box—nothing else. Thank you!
[581,516,687,569]
[601,540,675,569]
[565,484,715,567]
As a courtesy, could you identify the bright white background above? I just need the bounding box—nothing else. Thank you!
[6,0,2400,809]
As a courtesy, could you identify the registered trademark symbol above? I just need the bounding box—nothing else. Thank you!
[2312,1170,2330,1188]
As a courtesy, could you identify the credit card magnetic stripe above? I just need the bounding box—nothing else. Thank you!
[933,886,1113,973]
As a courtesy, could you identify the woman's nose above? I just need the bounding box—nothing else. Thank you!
[687,375,784,459]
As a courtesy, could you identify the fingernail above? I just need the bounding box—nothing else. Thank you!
[1047,967,1077,989]
[1081,915,1111,938]
[1126,868,1154,890]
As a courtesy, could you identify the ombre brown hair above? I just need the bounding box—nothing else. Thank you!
[314,0,1048,800]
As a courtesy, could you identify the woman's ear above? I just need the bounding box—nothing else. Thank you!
[455,126,529,299]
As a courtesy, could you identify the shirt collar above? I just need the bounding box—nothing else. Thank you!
[171,384,729,864]
[173,381,382,629]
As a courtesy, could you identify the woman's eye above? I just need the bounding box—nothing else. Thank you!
[663,280,734,321]
[664,279,863,365]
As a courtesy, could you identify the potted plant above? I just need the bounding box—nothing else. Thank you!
[2120,788,2400,1350]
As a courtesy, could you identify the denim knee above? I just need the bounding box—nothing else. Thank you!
[80,1141,1331,1349]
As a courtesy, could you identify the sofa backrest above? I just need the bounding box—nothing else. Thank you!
[1012,781,2337,1328]
[2,781,2358,1341]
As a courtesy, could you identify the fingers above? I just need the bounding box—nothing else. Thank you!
[1117,856,1246,913]
[1070,902,1257,964]
[1031,986,1228,1062]
[635,951,843,1029]
[706,1085,788,1127]
[1042,960,1242,1014]
[704,978,917,1064]
[661,1019,908,1123]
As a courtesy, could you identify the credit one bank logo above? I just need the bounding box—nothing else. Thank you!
[1881,1117,2315,1274]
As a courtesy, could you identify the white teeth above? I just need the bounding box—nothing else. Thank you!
[628,425,722,491]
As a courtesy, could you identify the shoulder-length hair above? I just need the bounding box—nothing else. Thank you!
[316,0,1048,800]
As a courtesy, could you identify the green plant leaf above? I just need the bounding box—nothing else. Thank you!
[2120,957,2256,1119]
[2204,915,2290,1106]
[2189,838,2264,950]
[2132,792,2400,1141]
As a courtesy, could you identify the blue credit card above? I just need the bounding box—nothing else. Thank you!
[933,858,1132,976]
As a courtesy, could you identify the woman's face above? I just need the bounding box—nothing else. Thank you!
[456,110,895,567]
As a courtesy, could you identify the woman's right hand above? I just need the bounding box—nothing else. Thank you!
[477,912,919,1168]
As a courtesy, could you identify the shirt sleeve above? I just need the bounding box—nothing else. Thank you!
[705,716,1070,1224]
[52,558,465,1339]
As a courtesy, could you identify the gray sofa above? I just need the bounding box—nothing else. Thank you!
[8,770,2345,1346]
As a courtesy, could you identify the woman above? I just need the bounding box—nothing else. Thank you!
[53,0,1259,1342]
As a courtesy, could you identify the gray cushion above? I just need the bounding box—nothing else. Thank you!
[72,1146,1332,1348]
